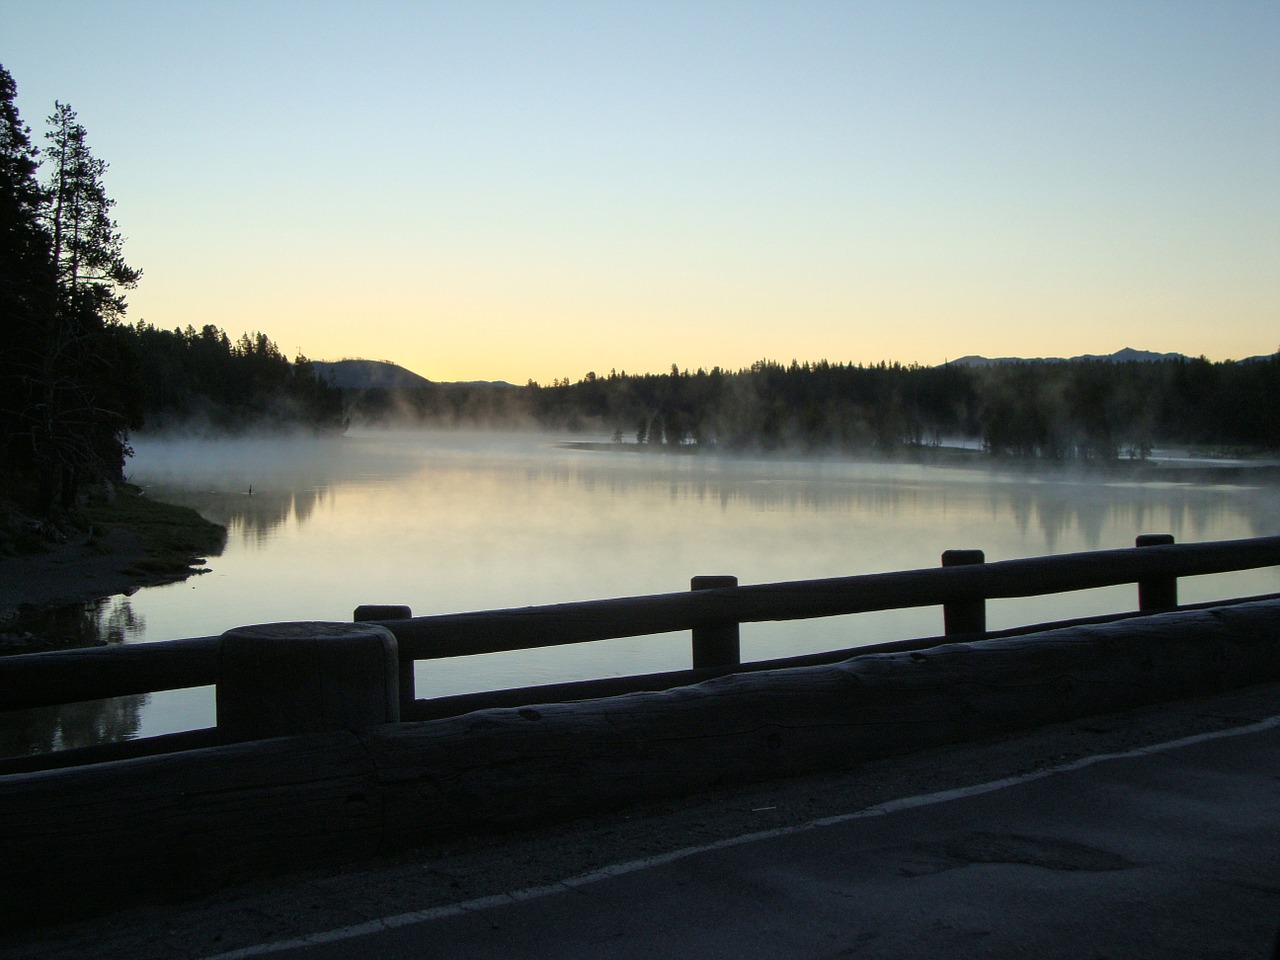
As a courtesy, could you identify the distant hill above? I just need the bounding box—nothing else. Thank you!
[311,360,433,390]
[310,359,517,390]
[946,348,1186,367]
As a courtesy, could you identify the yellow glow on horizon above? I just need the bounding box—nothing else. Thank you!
[127,251,1277,384]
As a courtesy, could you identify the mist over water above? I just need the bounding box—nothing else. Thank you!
[9,430,1280,756]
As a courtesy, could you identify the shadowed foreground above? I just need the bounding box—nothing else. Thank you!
[4,681,1278,960]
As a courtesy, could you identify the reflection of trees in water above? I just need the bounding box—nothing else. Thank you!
[150,486,333,545]
[138,438,1279,555]
[0,694,147,758]
[546,457,1279,553]
[2,596,145,653]
[292,485,325,527]
[101,597,145,644]
[134,434,1280,541]
[131,432,434,544]
[225,486,332,545]
[0,598,149,757]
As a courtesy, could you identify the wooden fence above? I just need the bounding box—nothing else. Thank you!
[4,533,1280,922]
[2,533,1279,769]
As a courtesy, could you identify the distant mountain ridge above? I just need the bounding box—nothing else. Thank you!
[311,359,515,390]
[312,360,432,389]
[945,347,1188,367]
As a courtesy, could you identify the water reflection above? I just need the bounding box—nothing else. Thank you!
[0,598,151,760]
[128,432,422,546]
[131,433,1280,555]
[6,431,1270,759]
[0,695,146,759]
[163,485,334,547]
[1,596,146,654]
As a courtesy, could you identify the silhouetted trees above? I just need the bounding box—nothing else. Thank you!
[121,322,344,433]
[0,68,141,512]
[0,63,344,520]
[0,64,56,510]
[41,102,140,317]
[517,355,1280,458]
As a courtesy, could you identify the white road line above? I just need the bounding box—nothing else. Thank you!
[200,713,1280,960]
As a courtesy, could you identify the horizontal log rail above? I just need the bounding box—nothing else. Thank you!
[8,597,1280,924]
[378,536,1280,658]
[1,535,1279,717]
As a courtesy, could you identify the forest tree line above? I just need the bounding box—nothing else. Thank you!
[344,354,1280,460]
[1,63,341,517]
[518,356,1280,457]
[121,321,343,434]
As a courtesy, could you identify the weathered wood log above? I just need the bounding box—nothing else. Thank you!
[369,598,1280,841]
[0,733,378,924]
[353,604,412,621]
[217,622,400,741]
[350,604,414,711]
[379,591,1280,721]
[0,635,220,710]
[354,604,417,711]
[3,598,1280,924]
[0,727,219,776]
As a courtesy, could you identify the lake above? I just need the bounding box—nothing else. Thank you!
[5,430,1280,758]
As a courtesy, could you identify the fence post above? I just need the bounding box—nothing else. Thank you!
[691,575,740,669]
[354,604,415,714]
[1136,534,1177,612]
[941,549,986,636]
[217,621,400,743]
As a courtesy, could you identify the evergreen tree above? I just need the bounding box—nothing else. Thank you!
[29,101,142,507]
[0,80,142,511]
[0,63,60,505]
[42,101,139,319]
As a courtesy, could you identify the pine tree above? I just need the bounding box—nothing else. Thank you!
[0,63,60,503]
[42,101,139,320]
[0,76,143,512]
[32,101,143,506]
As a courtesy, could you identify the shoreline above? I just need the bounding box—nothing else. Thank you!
[0,487,226,648]
[0,527,202,620]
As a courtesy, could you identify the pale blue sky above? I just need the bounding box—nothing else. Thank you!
[4,1,1277,381]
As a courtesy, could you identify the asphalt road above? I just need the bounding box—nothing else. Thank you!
[5,684,1280,960]
[217,714,1280,959]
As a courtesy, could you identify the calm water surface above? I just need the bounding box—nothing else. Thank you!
[6,430,1280,756]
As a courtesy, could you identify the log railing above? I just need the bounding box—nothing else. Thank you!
[2,534,1279,755]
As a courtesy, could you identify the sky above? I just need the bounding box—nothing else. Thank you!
[3,1,1277,383]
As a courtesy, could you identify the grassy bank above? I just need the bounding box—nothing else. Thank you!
[81,484,227,580]
[0,485,228,648]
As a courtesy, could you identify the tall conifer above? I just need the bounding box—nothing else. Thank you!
[0,63,60,501]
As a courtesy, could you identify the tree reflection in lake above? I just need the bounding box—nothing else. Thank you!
[1,595,145,654]
[6,431,1276,760]
[130,432,1280,555]
[0,598,149,759]
[0,694,146,758]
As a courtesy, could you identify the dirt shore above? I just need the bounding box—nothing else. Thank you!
[0,485,224,630]
[0,529,156,616]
